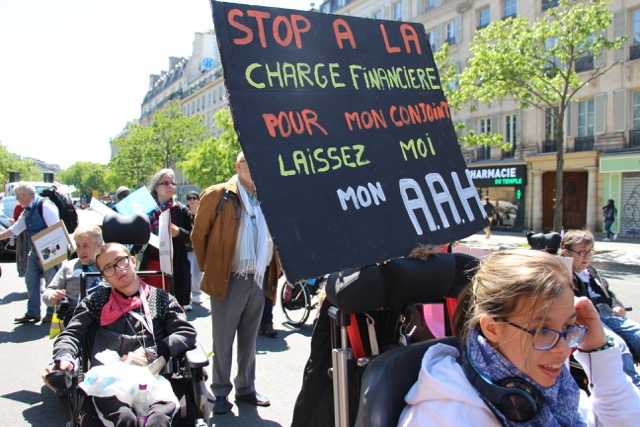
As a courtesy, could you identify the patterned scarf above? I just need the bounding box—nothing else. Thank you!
[466,327,585,427]
[100,280,150,326]
[148,199,174,234]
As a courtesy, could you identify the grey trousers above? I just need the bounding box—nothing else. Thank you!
[210,274,265,397]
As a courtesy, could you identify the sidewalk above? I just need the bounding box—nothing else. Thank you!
[458,231,640,274]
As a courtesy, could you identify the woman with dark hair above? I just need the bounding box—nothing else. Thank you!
[399,250,640,426]
[141,169,193,310]
[602,199,617,241]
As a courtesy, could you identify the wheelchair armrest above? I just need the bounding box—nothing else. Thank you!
[185,342,209,368]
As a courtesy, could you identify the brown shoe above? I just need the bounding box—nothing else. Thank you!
[41,314,53,323]
[14,314,41,324]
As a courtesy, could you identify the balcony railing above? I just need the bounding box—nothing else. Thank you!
[543,139,557,152]
[574,136,594,152]
[630,129,640,148]
[631,44,640,61]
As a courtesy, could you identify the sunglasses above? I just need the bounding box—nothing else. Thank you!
[157,181,176,187]
[187,196,199,201]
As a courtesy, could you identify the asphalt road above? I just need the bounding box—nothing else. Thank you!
[0,253,314,427]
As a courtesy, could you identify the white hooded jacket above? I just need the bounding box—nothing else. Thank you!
[398,343,640,427]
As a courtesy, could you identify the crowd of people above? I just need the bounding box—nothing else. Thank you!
[3,153,640,426]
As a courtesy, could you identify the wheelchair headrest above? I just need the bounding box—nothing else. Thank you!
[526,231,561,254]
[325,253,479,313]
[101,211,150,245]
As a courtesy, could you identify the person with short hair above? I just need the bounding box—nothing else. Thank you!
[140,169,193,310]
[561,229,640,387]
[192,151,281,414]
[0,182,60,323]
[42,242,197,426]
[399,250,640,426]
[43,224,105,325]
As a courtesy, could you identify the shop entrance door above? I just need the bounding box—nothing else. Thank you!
[542,172,587,231]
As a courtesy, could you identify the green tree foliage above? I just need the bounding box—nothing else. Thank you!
[0,142,41,184]
[109,100,211,188]
[179,108,241,188]
[57,162,108,200]
[449,0,623,231]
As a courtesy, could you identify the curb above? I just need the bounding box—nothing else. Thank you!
[591,260,640,275]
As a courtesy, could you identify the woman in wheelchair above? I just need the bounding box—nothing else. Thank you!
[42,242,197,426]
[399,250,640,426]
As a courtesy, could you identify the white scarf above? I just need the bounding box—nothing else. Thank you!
[235,176,271,288]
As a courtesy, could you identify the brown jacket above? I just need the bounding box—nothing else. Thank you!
[191,176,280,301]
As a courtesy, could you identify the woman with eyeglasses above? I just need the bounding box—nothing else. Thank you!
[561,229,640,388]
[140,168,194,310]
[399,250,640,427]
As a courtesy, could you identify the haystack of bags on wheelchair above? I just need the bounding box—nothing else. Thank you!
[41,231,640,426]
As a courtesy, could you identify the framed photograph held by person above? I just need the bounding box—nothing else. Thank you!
[32,221,73,270]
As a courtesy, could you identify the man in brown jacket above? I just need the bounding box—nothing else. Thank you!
[191,152,280,415]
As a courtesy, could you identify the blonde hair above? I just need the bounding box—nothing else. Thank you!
[73,224,104,246]
[453,250,572,343]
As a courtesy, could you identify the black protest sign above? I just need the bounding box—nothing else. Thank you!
[211,1,487,282]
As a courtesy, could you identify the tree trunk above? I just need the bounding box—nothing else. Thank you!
[553,112,566,232]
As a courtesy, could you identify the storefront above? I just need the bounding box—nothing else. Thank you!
[600,152,640,239]
[469,164,527,231]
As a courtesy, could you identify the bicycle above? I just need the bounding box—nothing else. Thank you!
[280,277,323,327]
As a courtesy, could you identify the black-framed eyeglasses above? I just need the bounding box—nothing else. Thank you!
[570,249,595,257]
[504,320,588,351]
[101,256,131,278]
[157,181,176,187]
[187,196,199,201]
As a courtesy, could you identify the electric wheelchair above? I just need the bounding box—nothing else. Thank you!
[44,211,211,427]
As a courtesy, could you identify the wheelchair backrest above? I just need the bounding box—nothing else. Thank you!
[354,336,459,427]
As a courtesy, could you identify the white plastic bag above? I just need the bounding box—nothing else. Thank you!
[80,350,177,407]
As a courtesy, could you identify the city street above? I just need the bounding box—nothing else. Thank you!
[1,224,640,426]
[0,252,313,427]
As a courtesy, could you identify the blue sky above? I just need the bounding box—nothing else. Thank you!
[0,0,315,169]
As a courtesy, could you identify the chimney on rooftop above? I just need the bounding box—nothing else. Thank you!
[149,74,160,89]
[169,56,182,69]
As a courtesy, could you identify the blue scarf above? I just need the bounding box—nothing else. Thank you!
[466,327,585,427]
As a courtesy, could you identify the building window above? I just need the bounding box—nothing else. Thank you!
[503,114,517,158]
[575,36,595,73]
[578,99,595,137]
[632,9,640,60]
[542,0,558,12]
[423,0,437,13]
[544,107,558,152]
[631,91,640,147]
[372,10,382,19]
[427,29,437,52]
[503,0,516,19]
[392,2,402,21]
[576,99,595,151]
[446,20,457,45]
[477,117,492,160]
[478,7,490,30]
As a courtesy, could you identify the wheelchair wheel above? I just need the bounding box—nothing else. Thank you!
[281,281,311,326]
